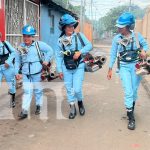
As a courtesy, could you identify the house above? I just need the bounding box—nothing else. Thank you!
[0,0,93,49]
[0,0,40,45]
[0,0,5,41]
[40,0,77,50]
[0,0,78,49]
[135,5,150,45]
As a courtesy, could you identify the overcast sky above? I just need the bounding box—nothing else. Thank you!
[70,0,150,19]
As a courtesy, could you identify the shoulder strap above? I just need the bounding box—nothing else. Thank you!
[131,37,134,50]
[77,32,85,47]
[2,45,5,55]
[61,33,83,51]
[122,45,126,52]
[75,35,78,50]
[119,36,126,52]
[60,36,66,52]
[134,32,140,49]
[62,43,66,52]
[35,41,43,64]
[2,41,11,54]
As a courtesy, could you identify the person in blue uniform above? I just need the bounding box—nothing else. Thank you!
[55,14,92,119]
[107,12,149,130]
[15,25,54,120]
[0,32,16,108]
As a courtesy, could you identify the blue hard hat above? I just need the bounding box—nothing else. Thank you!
[22,25,36,35]
[116,12,135,28]
[59,14,78,31]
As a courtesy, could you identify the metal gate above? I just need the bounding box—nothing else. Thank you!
[0,0,5,41]
[5,0,39,47]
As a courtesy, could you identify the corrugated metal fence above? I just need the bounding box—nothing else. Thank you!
[135,6,150,46]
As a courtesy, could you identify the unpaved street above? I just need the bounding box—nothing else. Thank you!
[0,45,150,150]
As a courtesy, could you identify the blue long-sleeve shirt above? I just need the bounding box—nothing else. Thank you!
[109,32,149,69]
[0,41,15,66]
[15,41,54,75]
[55,32,93,73]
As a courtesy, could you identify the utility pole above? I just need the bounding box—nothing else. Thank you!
[80,0,83,32]
[91,0,94,44]
[91,0,93,21]
[129,0,132,12]
[94,8,98,40]
[66,0,69,9]
[83,0,86,30]
[80,0,85,32]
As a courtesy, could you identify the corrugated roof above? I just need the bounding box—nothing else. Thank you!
[41,0,78,19]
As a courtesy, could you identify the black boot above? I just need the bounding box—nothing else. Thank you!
[127,108,135,130]
[132,101,135,112]
[10,93,16,108]
[35,105,41,115]
[69,104,76,119]
[78,101,85,116]
[18,110,28,120]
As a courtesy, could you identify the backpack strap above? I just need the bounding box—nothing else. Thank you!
[61,35,78,51]
[2,45,5,55]
[35,41,43,64]
[75,35,78,50]
[62,43,66,52]
[131,37,134,50]
[61,33,85,51]
[59,35,66,52]
[134,32,140,49]
[77,32,85,47]
[119,35,138,51]
[2,41,11,54]
[119,36,127,52]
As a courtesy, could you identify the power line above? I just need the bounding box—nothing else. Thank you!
[90,0,94,44]
[129,0,132,12]
[80,0,86,32]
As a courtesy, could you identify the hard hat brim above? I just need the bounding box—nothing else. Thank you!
[59,21,79,31]
[115,24,127,28]
[22,33,35,35]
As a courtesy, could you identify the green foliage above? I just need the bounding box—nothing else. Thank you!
[68,5,81,15]
[97,4,145,38]
[53,0,81,15]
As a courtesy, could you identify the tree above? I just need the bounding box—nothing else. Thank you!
[97,5,145,38]
[53,0,81,16]
[68,5,81,16]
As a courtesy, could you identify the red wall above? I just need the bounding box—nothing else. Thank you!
[0,0,5,41]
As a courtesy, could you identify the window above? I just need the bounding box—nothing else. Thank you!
[5,0,39,47]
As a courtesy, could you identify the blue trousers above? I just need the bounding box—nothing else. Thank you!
[0,64,16,94]
[62,63,85,103]
[22,73,43,111]
[119,62,142,108]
